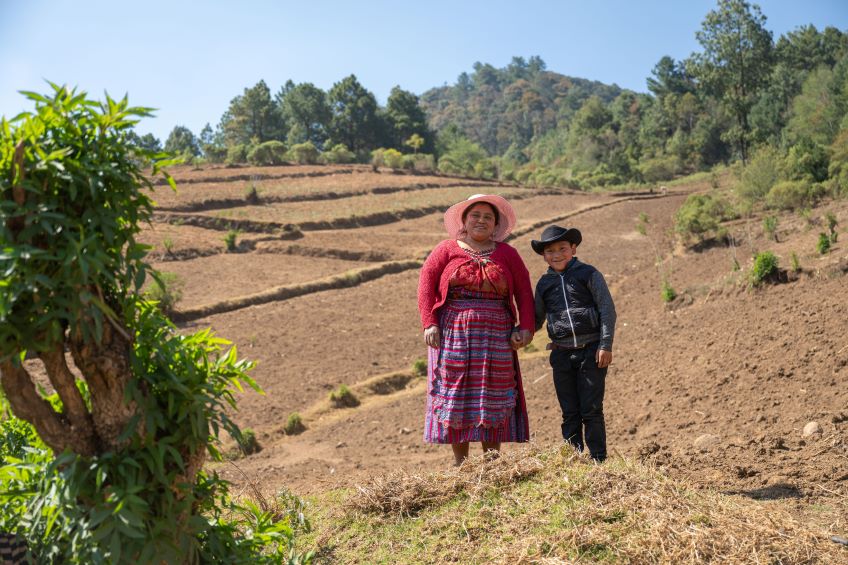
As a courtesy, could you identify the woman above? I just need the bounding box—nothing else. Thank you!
[418,194,535,465]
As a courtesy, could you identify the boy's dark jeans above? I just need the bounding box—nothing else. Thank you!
[550,342,607,461]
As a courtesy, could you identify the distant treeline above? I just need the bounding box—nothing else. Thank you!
[142,0,848,195]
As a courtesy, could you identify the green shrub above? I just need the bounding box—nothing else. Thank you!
[765,180,820,210]
[782,138,829,183]
[736,146,781,203]
[750,251,779,285]
[284,413,306,435]
[817,233,831,255]
[226,143,250,165]
[825,212,838,242]
[762,215,778,242]
[162,237,175,255]
[224,230,240,252]
[329,384,359,408]
[382,148,403,170]
[412,358,427,377]
[248,140,287,166]
[237,428,262,456]
[204,145,228,164]
[660,280,677,302]
[790,251,801,272]
[370,148,386,169]
[639,155,680,183]
[321,143,355,164]
[674,193,735,242]
[289,141,319,165]
[144,271,184,315]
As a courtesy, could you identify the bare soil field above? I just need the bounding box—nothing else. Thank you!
[132,164,847,540]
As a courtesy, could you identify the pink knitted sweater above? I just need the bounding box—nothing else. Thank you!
[417,239,535,331]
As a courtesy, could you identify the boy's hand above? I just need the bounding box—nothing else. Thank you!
[596,349,612,368]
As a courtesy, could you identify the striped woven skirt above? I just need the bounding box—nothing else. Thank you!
[423,288,530,444]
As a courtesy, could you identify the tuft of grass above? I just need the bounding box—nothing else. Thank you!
[816,232,831,255]
[284,412,306,435]
[143,272,184,315]
[790,251,801,273]
[750,251,778,286]
[223,229,240,252]
[762,215,778,242]
[412,358,427,377]
[329,384,360,408]
[237,428,262,456]
[303,445,841,564]
[162,237,175,255]
[660,280,677,303]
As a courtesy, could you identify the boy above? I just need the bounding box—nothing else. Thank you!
[531,225,616,461]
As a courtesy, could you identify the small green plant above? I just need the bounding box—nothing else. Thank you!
[817,232,831,255]
[412,357,427,377]
[750,251,779,286]
[329,384,360,408]
[660,280,677,303]
[825,211,839,242]
[237,428,262,456]
[162,237,175,256]
[635,212,649,236]
[732,258,741,271]
[762,215,778,242]
[144,272,184,315]
[224,229,240,252]
[284,413,306,435]
[790,251,801,272]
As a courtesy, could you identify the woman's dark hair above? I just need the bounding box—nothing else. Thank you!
[462,201,499,226]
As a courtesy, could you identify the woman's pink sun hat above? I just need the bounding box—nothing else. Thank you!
[443,194,517,242]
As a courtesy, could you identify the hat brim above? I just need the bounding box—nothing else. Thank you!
[531,228,582,254]
[443,194,517,242]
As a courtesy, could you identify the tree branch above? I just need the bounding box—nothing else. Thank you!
[39,347,98,455]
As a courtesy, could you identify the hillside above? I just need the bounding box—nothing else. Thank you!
[23,162,843,559]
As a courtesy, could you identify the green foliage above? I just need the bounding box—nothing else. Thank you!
[674,193,735,241]
[221,80,286,146]
[817,232,832,254]
[237,428,262,456]
[438,136,489,177]
[736,145,782,202]
[226,143,250,165]
[782,138,829,183]
[404,133,425,153]
[284,413,306,435]
[289,141,319,165]
[223,230,240,252]
[824,211,839,242]
[660,280,677,303]
[0,414,43,463]
[639,155,680,183]
[164,125,200,157]
[412,358,427,377]
[750,251,779,285]
[765,180,821,210]
[143,272,184,316]
[790,251,801,272]
[279,81,331,147]
[320,143,355,164]
[327,75,381,153]
[329,384,359,408]
[248,140,287,166]
[762,215,778,241]
[372,147,403,170]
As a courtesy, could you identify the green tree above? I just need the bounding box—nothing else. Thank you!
[786,66,844,147]
[279,81,331,147]
[0,86,301,561]
[220,80,286,145]
[385,86,431,151]
[127,131,162,153]
[164,125,200,157]
[327,74,381,153]
[691,0,774,163]
[647,56,695,98]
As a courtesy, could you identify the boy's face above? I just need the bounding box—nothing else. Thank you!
[543,240,577,272]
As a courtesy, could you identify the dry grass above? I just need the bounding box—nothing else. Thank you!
[308,444,845,564]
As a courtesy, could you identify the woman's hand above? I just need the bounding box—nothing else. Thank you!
[424,325,441,348]
[510,329,532,350]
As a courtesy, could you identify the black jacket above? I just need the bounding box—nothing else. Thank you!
[534,258,616,350]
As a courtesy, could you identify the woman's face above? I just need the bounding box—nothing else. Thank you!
[463,203,497,243]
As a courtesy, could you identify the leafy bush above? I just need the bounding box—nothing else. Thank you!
[825,211,838,242]
[765,180,822,210]
[237,428,262,456]
[762,215,778,242]
[736,145,781,203]
[382,148,403,170]
[437,138,488,177]
[660,280,677,303]
[144,271,185,315]
[320,143,355,164]
[782,138,829,183]
[284,413,306,435]
[329,384,359,408]
[674,193,735,242]
[750,251,779,285]
[289,141,319,165]
[248,140,287,166]
[817,233,831,255]
[639,155,680,183]
[226,143,250,165]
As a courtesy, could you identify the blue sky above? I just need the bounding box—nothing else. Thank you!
[1,0,846,142]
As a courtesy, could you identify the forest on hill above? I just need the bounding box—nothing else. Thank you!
[146,0,848,199]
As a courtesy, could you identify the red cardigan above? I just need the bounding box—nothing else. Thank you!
[417,239,535,332]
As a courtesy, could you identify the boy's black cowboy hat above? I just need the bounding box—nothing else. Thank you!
[531,225,582,254]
